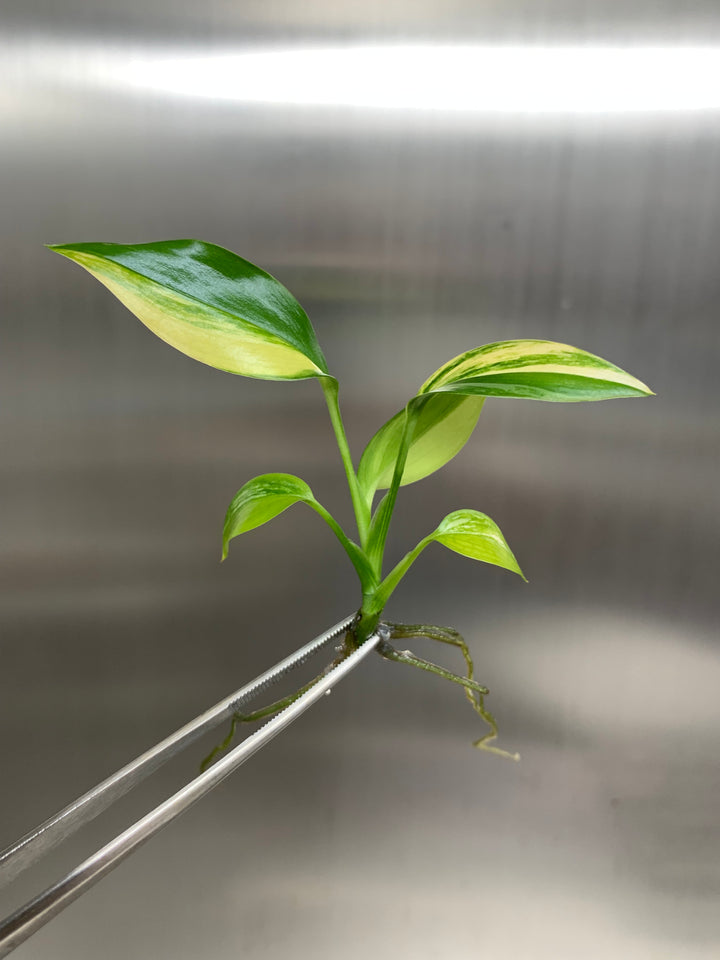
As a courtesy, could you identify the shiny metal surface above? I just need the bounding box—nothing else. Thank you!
[1,3,719,958]
[0,623,379,957]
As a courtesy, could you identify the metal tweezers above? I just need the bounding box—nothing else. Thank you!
[0,615,379,957]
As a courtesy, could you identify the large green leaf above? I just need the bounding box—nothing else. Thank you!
[428,509,525,579]
[358,394,485,504]
[420,340,652,402]
[49,239,328,380]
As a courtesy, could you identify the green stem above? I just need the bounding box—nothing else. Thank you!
[321,377,371,547]
[366,401,420,570]
[309,501,377,594]
[373,536,431,609]
[352,601,382,647]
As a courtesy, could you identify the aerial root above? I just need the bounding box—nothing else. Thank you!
[379,621,520,762]
[199,634,354,772]
[200,618,519,771]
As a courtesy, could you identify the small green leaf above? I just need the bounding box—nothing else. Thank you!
[49,239,328,380]
[222,472,377,591]
[374,507,525,609]
[358,394,485,504]
[222,473,316,559]
[420,340,653,402]
[429,509,525,579]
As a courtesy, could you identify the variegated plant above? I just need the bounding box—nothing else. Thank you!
[51,239,652,761]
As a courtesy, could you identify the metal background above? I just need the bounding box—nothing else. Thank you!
[1,3,719,958]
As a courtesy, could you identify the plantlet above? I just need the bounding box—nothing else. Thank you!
[50,239,653,762]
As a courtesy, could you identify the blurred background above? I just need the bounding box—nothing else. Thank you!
[1,2,719,958]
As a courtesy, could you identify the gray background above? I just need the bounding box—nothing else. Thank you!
[1,3,719,958]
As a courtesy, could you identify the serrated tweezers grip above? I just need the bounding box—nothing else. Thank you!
[0,615,354,890]
[0,618,376,957]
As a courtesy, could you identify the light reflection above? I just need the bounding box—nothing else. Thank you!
[126,45,720,113]
[5,41,720,115]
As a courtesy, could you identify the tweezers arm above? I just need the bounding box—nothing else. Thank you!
[0,615,354,889]
[0,630,379,959]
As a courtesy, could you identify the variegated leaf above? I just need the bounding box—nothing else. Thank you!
[420,340,652,402]
[49,240,328,380]
[357,394,484,504]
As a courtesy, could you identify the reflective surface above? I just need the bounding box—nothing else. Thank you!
[2,3,719,958]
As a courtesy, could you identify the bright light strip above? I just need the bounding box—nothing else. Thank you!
[4,41,720,115]
[123,45,720,114]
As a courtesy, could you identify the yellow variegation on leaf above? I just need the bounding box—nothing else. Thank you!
[420,339,653,402]
[48,236,657,764]
[359,340,652,522]
[49,239,329,381]
[358,394,485,506]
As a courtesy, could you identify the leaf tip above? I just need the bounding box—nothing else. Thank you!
[46,243,81,262]
[627,376,654,398]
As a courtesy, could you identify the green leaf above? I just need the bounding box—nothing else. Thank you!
[222,473,316,559]
[419,340,653,402]
[358,394,485,504]
[49,239,328,380]
[428,509,525,579]
[221,472,377,591]
[374,507,525,609]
